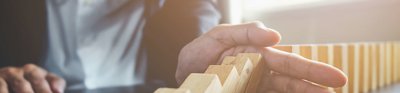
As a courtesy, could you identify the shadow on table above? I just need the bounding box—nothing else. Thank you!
[65,84,162,93]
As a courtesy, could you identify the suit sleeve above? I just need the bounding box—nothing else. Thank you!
[143,0,221,87]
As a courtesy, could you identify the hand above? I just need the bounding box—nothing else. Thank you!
[0,64,66,93]
[176,21,347,93]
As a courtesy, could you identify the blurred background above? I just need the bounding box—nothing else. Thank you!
[218,0,400,44]
[217,1,400,93]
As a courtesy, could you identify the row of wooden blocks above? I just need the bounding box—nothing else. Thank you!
[155,53,264,93]
[273,42,400,93]
[155,41,400,93]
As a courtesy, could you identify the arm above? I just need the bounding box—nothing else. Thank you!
[143,0,220,87]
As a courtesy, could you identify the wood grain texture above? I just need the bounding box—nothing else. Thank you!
[299,45,312,59]
[371,43,378,90]
[379,43,385,88]
[155,88,191,93]
[179,73,222,93]
[386,42,393,85]
[348,44,359,93]
[221,55,254,93]
[317,45,330,63]
[237,53,263,93]
[205,65,239,93]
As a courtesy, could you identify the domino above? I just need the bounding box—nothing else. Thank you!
[179,73,222,93]
[205,65,239,93]
[154,88,191,93]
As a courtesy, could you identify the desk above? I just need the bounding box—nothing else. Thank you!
[65,84,159,93]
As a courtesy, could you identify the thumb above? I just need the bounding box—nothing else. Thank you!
[205,21,281,47]
[46,73,66,93]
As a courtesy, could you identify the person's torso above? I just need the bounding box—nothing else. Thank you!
[44,0,147,89]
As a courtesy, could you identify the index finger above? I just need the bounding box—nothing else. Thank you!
[205,21,281,48]
[262,47,347,87]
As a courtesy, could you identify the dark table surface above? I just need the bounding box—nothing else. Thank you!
[64,82,400,93]
[65,84,162,93]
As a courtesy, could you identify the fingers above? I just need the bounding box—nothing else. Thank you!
[23,64,52,93]
[262,47,347,87]
[271,74,333,93]
[205,21,281,48]
[46,73,66,93]
[0,64,64,93]
[0,77,8,93]
[0,67,34,93]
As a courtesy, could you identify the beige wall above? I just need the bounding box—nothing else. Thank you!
[243,0,400,44]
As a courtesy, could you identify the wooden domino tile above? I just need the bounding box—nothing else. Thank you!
[342,44,349,93]
[348,44,356,93]
[360,43,369,93]
[390,42,396,84]
[226,56,254,93]
[221,56,236,65]
[397,42,400,82]
[386,42,393,85]
[299,45,312,59]
[317,45,329,64]
[155,88,191,93]
[396,42,400,82]
[396,42,399,81]
[205,65,239,93]
[236,53,263,93]
[378,43,385,88]
[371,43,378,90]
[333,45,343,93]
[179,73,222,93]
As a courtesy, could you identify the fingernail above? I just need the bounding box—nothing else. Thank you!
[58,87,64,93]
[52,86,64,93]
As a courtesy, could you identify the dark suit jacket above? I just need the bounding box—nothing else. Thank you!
[0,0,220,88]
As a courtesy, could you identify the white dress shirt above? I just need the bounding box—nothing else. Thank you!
[44,0,146,89]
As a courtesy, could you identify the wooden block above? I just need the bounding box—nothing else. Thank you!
[371,43,378,90]
[396,42,400,82]
[236,53,262,69]
[385,42,392,85]
[154,88,191,93]
[395,42,400,81]
[236,53,263,93]
[378,43,385,87]
[397,42,400,82]
[317,45,329,64]
[221,56,253,93]
[360,43,370,93]
[179,73,222,93]
[205,65,239,93]
[395,41,398,82]
[391,42,396,83]
[349,44,360,93]
[221,56,253,75]
[328,44,335,65]
[273,45,292,52]
[299,45,312,59]
[332,45,343,93]
[311,45,318,61]
[221,56,236,65]
[292,45,300,55]
[341,44,349,93]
